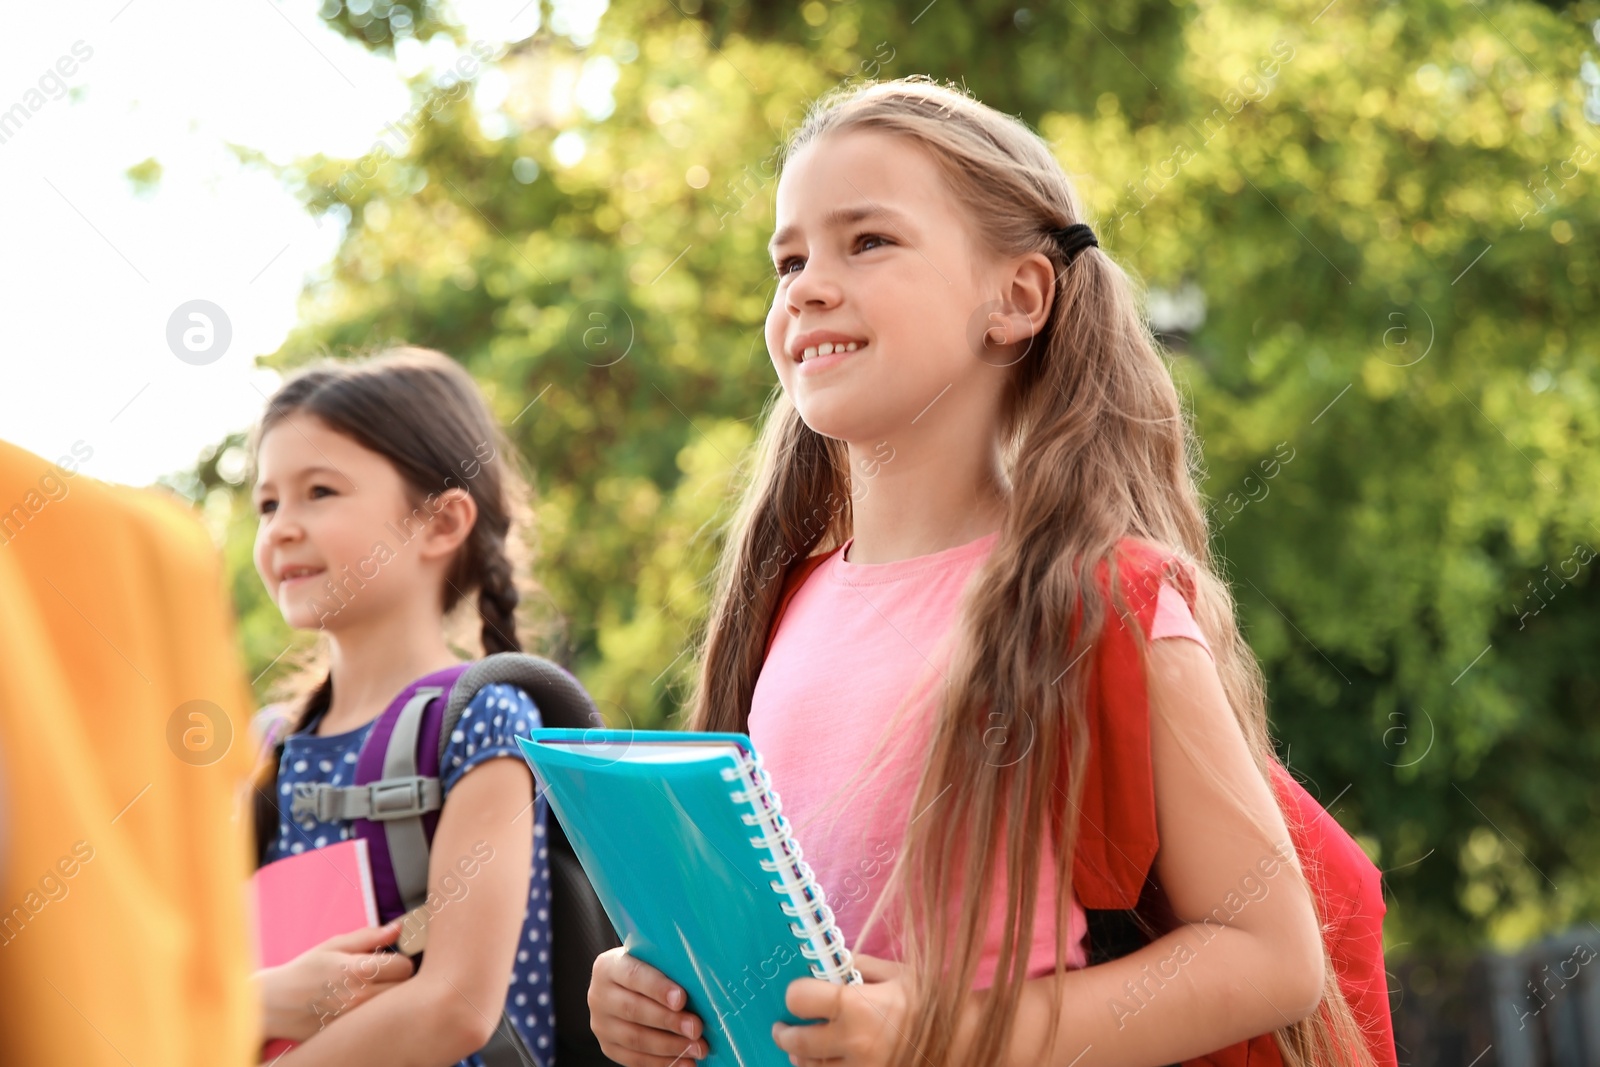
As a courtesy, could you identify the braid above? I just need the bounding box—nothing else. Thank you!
[475,534,523,655]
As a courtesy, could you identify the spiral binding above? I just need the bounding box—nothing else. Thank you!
[722,750,862,985]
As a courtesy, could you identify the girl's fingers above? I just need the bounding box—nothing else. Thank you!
[598,1019,708,1062]
[610,949,691,1009]
[602,986,702,1040]
[772,1019,838,1062]
[354,950,415,984]
[590,948,706,1062]
[322,919,403,952]
[612,1051,705,1067]
[784,977,846,1022]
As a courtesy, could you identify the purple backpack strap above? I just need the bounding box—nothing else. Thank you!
[353,662,473,923]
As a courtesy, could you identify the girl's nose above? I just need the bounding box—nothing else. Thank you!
[785,260,843,312]
[264,507,304,544]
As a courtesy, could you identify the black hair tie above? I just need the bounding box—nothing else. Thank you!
[1051,222,1099,265]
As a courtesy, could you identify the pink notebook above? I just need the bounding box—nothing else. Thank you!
[251,838,380,1060]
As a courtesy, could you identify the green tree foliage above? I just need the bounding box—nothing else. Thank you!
[203,0,1600,952]
[318,0,456,51]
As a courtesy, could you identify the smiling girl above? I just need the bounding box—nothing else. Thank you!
[585,78,1391,1067]
[249,348,555,1066]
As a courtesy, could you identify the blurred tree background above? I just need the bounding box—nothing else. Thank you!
[176,0,1600,965]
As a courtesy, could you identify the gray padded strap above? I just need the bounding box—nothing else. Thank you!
[288,777,442,823]
[437,654,603,769]
[383,686,442,913]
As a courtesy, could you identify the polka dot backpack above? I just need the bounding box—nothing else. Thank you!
[252,653,625,1067]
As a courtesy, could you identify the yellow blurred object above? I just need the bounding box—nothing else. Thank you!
[0,438,259,1066]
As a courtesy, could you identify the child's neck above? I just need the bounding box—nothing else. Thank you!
[844,437,1008,565]
[319,619,459,736]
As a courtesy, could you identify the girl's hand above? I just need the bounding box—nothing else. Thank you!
[257,920,415,1041]
[587,946,709,1065]
[773,954,915,1067]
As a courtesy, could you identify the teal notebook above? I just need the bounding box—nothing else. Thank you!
[515,729,860,1066]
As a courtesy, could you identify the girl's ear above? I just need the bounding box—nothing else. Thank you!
[980,252,1057,357]
[416,488,478,561]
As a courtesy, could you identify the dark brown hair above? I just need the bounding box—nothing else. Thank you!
[249,346,538,777]
[688,78,1373,1067]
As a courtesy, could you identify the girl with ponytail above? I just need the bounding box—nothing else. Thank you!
[247,347,554,1065]
[586,78,1393,1067]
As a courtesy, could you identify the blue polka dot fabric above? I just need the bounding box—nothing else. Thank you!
[264,683,555,1065]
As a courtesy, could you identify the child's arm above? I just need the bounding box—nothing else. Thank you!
[774,638,1326,1066]
[278,757,536,1065]
[994,636,1325,1062]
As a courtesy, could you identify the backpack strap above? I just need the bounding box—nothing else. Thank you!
[376,683,449,916]
[435,652,604,767]
[285,664,471,920]
[359,663,470,919]
[287,688,445,825]
[1072,539,1174,909]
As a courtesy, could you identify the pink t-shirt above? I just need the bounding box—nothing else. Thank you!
[747,530,1210,988]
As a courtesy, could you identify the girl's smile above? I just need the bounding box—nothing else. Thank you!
[274,564,328,593]
[794,333,868,374]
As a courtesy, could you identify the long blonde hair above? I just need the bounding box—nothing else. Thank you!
[688,77,1373,1067]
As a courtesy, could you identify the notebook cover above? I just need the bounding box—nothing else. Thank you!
[518,728,845,1067]
[251,837,380,1059]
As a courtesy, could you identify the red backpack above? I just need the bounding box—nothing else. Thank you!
[762,540,1396,1067]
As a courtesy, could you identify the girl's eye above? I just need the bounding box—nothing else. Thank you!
[256,499,277,516]
[774,234,892,277]
[309,485,336,499]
